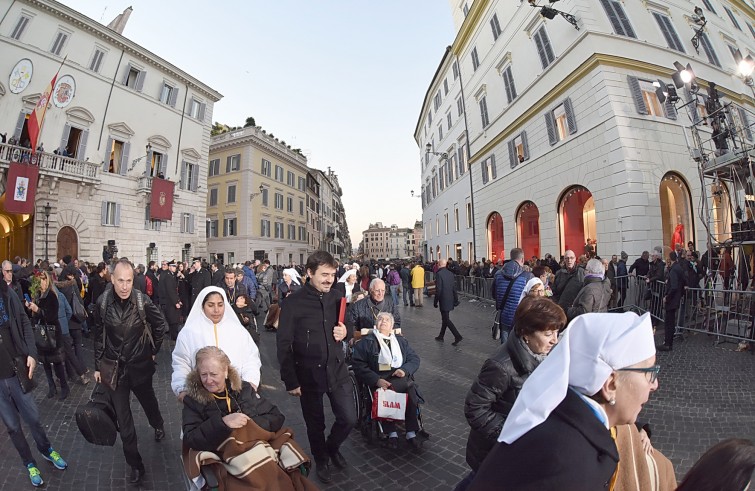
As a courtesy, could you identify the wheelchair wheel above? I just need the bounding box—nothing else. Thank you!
[349,371,361,430]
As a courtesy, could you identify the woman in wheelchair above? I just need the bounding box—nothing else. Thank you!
[182,347,317,490]
[351,312,424,449]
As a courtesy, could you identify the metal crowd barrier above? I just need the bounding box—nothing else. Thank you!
[677,286,755,344]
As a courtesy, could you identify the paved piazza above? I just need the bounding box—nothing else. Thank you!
[0,299,752,490]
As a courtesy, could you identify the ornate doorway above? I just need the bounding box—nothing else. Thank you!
[56,226,78,260]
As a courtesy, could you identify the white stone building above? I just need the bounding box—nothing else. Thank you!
[418,0,755,262]
[0,0,221,264]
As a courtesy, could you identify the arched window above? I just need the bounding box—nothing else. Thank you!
[559,186,596,255]
[487,212,504,262]
[659,172,694,253]
[516,201,540,260]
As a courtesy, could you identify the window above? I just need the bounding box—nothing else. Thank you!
[206,219,218,238]
[298,176,306,191]
[457,143,468,176]
[189,98,206,121]
[471,47,480,71]
[466,203,472,228]
[545,98,578,145]
[452,61,460,80]
[299,226,307,241]
[652,13,685,53]
[444,79,449,95]
[287,171,295,187]
[261,188,269,206]
[275,193,284,210]
[287,196,294,212]
[599,0,636,38]
[699,33,721,67]
[223,217,237,237]
[50,30,69,56]
[533,27,556,69]
[260,219,271,237]
[454,208,460,232]
[209,188,218,206]
[275,165,284,182]
[144,205,161,231]
[626,76,677,120]
[180,162,199,191]
[159,83,178,107]
[502,66,517,103]
[227,184,236,203]
[10,14,30,40]
[103,138,130,174]
[122,64,145,91]
[463,2,469,17]
[439,166,446,191]
[434,92,442,111]
[738,107,753,141]
[180,213,195,234]
[479,96,490,128]
[226,154,240,172]
[101,201,121,226]
[288,224,296,240]
[701,0,716,14]
[275,222,284,238]
[299,200,304,216]
[490,13,502,40]
[724,7,742,31]
[444,213,449,234]
[481,155,497,184]
[727,44,741,64]
[447,113,452,130]
[89,48,106,73]
[208,159,220,177]
[438,124,444,141]
[457,97,464,117]
[261,159,271,176]
[508,131,530,168]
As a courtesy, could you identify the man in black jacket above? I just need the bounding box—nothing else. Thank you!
[189,259,211,308]
[659,252,685,351]
[157,260,182,341]
[345,278,400,333]
[146,261,160,305]
[277,251,355,485]
[93,260,167,485]
[435,258,462,344]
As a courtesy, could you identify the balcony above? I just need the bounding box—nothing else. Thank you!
[0,143,100,184]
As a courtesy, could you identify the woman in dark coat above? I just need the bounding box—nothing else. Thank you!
[182,346,284,451]
[277,268,301,310]
[85,262,108,308]
[177,262,191,319]
[458,297,565,489]
[27,271,70,400]
[351,312,424,449]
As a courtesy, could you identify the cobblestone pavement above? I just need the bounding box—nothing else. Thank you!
[0,299,752,490]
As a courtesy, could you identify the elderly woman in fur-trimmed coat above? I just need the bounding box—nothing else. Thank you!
[182,346,318,491]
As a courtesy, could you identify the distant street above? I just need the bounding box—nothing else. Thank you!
[0,298,752,490]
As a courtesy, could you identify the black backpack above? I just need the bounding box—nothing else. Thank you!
[75,383,118,446]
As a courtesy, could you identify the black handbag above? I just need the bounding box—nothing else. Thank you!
[98,356,119,391]
[13,356,36,394]
[71,293,87,323]
[33,323,57,351]
[75,383,118,446]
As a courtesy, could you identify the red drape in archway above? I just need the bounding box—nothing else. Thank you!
[488,213,504,262]
[518,204,540,259]
[562,189,592,253]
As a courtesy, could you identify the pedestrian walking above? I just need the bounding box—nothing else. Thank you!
[277,251,356,484]
[411,262,425,307]
[434,258,462,345]
[93,259,167,485]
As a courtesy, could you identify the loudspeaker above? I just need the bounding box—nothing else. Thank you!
[107,240,115,246]
[184,243,191,249]
[148,242,156,248]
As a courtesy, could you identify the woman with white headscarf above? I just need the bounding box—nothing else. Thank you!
[277,268,301,310]
[469,312,659,490]
[518,277,545,302]
[333,268,365,303]
[171,286,261,402]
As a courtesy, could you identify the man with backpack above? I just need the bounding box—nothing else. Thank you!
[492,249,533,344]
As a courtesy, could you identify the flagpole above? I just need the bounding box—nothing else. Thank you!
[30,55,66,156]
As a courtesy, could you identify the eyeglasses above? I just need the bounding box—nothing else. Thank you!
[2,270,12,273]
[617,364,660,384]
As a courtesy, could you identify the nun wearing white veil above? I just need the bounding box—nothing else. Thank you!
[468,312,659,491]
[171,286,261,402]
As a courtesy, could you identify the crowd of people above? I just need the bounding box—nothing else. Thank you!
[0,247,752,490]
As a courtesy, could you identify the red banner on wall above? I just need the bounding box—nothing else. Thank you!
[150,177,174,220]
[5,162,39,215]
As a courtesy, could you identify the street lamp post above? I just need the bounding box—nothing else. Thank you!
[43,202,51,261]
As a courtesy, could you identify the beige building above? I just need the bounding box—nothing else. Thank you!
[0,0,221,263]
[313,168,351,260]
[362,222,415,260]
[207,127,310,266]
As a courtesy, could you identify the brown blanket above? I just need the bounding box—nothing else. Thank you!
[183,419,319,491]
[613,424,677,491]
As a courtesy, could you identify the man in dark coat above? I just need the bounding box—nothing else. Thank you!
[659,251,685,351]
[345,278,400,332]
[210,262,224,288]
[492,249,533,344]
[552,250,584,314]
[146,261,160,305]
[434,258,462,344]
[158,261,182,341]
[133,265,147,294]
[221,268,248,305]
[189,259,211,308]
[399,263,414,307]
[93,260,167,485]
[629,251,650,277]
[276,251,355,485]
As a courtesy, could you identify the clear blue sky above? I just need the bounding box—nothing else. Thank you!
[61,0,456,248]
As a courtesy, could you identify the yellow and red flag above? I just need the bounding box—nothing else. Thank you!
[27,56,66,155]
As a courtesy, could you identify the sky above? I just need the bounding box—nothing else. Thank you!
[60,0,457,248]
